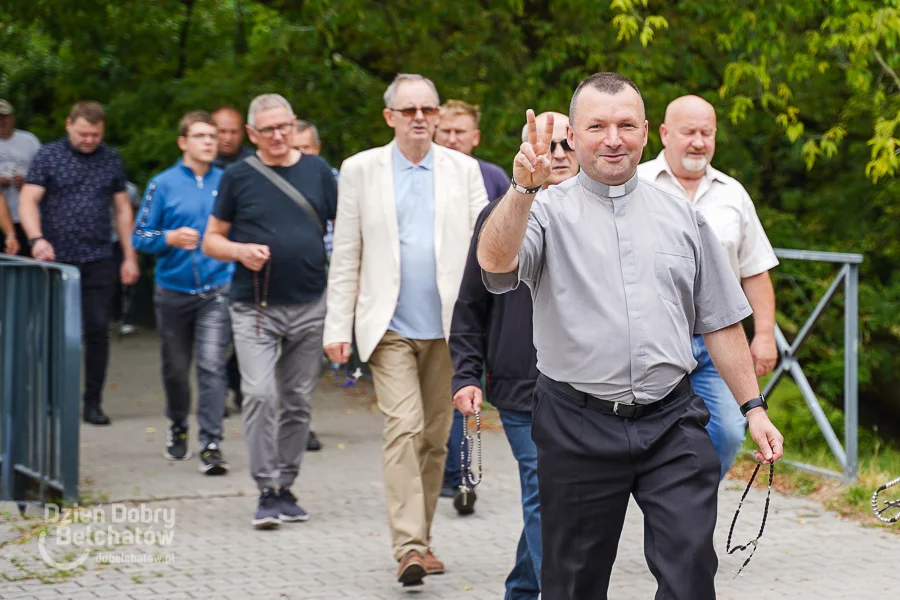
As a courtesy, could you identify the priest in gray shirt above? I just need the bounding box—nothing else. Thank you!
[473,72,784,600]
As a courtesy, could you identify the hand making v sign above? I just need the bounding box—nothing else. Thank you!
[513,109,556,190]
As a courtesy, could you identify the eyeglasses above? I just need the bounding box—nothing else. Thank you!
[186,133,217,141]
[550,139,573,153]
[251,122,294,139]
[389,106,440,119]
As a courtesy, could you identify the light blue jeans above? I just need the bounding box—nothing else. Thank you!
[690,334,747,480]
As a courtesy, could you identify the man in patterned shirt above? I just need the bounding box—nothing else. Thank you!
[19,100,140,425]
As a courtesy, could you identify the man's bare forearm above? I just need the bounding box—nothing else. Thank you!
[742,271,776,336]
[18,185,44,239]
[114,194,137,259]
[702,323,761,406]
[202,231,241,262]
[0,196,14,236]
[476,187,534,273]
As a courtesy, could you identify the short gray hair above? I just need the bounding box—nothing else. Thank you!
[295,120,321,145]
[247,93,294,127]
[383,74,439,109]
[569,72,644,123]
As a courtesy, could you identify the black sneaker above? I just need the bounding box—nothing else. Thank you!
[198,442,230,476]
[277,488,310,522]
[164,424,191,461]
[306,430,322,452]
[252,488,282,529]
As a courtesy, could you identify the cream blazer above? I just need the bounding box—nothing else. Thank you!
[324,141,489,362]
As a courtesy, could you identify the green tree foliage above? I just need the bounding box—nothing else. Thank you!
[1,0,898,436]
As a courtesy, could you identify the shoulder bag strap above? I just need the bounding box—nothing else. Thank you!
[245,156,324,234]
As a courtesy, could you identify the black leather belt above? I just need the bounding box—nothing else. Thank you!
[537,375,691,419]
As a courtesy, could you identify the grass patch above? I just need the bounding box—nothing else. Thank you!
[728,376,900,529]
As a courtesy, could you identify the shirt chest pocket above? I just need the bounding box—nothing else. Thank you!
[654,244,695,306]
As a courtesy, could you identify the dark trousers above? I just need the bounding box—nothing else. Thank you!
[75,258,117,410]
[225,348,241,393]
[110,242,134,325]
[13,223,30,257]
[533,376,720,600]
[154,285,231,447]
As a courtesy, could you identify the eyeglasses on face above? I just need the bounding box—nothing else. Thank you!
[550,139,573,153]
[186,133,217,141]
[389,106,440,119]
[251,122,294,139]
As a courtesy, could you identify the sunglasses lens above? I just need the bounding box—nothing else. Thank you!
[551,140,571,153]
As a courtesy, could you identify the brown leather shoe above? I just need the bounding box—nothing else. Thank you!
[396,550,426,586]
[424,549,445,575]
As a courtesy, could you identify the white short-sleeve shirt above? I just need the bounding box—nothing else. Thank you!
[638,151,778,281]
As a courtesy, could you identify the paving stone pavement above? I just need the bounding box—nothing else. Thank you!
[1,331,897,599]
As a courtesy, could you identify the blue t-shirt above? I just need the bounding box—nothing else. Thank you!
[477,159,509,201]
[26,138,126,264]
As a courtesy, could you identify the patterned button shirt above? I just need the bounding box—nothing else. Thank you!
[26,138,126,264]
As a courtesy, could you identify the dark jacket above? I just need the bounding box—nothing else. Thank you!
[449,199,539,413]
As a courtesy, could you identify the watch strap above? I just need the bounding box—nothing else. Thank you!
[510,177,541,195]
[740,395,768,417]
[28,236,44,247]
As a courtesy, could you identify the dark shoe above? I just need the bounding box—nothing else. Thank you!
[423,549,445,575]
[276,488,309,522]
[164,424,191,461]
[198,442,229,475]
[396,550,426,586]
[83,405,111,426]
[439,486,455,498]
[252,488,282,529]
[306,430,322,452]
[453,486,477,516]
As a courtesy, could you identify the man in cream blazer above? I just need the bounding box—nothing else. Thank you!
[324,73,487,587]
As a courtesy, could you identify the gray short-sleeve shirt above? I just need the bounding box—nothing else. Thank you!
[483,171,751,404]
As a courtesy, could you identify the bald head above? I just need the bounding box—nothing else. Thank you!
[522,111,579,187]
[212,107,245,158]
[660,95,717,177]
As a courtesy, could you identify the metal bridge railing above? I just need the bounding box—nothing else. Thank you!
[0,255,82,503]
[765,248,862,483]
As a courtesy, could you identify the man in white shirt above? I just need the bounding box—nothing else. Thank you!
[638,94,779,479]
[0,100,41,255]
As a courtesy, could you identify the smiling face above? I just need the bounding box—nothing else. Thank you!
[568,86,648,186]
[660,95,717,177]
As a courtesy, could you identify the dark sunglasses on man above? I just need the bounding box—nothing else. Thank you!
[550,139,573,153]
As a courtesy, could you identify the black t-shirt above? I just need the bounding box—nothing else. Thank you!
[212,154,337,305]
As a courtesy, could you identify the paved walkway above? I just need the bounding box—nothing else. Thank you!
[1,331,898,599]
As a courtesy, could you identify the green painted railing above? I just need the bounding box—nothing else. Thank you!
[0,255,81,503]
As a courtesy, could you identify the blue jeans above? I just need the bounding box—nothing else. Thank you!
[443,409,466,489]
[690,334,747,479]
[500,408,542,600]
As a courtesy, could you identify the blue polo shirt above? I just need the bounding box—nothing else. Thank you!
[25,138,126,264]
[388,144,444,340]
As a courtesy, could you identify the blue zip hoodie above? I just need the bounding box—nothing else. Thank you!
[132,159,234,294]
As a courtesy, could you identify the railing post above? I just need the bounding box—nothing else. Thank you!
[844,263,859,482]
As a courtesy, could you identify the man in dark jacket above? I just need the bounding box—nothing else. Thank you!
[450,111,577,599]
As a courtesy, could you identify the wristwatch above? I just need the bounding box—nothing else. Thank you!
[28,236,44,247]
[740,394,768,417]
[510,177,541,195]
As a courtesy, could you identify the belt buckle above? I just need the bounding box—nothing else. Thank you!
[613,401,621,415]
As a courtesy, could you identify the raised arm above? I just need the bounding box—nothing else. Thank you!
[477,110,554,274]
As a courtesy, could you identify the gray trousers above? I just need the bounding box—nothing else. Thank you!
[154,284,231,448]
[230,293,325,492]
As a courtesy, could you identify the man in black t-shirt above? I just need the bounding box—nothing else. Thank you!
[203,94,337,529]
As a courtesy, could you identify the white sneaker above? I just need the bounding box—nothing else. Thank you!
[119,323,136,335]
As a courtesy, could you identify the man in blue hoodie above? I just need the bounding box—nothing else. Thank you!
[133,111,234,475]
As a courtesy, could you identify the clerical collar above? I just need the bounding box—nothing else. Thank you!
[577,171,639,198]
